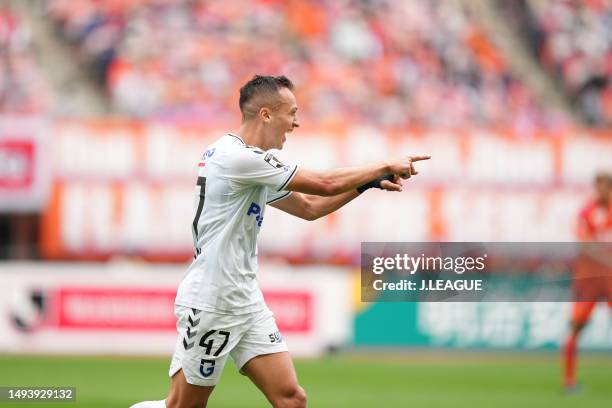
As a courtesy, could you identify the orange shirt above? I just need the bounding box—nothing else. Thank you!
[574,200,612,301]
[577,200,612,242]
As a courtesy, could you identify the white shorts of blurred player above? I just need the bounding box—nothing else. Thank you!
[169,305,288,386]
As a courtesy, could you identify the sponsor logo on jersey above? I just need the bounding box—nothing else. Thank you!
[198,148,216,167]
[247,202,264,227]
[269,331,283,343]
[264,153,285,169]
[202,148,216,159]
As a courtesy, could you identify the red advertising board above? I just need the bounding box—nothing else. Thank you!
[45,287,312,334]
[264,291,312,333]
[0,263,350,356]
[0,117,49,211]
[55,287,176,331]
[0,140,35,189]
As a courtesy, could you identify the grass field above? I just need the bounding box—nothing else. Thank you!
[1,352,611,407]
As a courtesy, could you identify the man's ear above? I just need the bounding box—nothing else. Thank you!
[259,107,272,122]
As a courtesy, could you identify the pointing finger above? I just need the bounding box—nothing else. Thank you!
[410,156,431,162]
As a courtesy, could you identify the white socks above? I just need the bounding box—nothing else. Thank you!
[129,400,166,408]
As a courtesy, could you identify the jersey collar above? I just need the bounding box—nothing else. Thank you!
[227,133,246,145]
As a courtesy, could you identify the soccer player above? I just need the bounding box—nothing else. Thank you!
[563,172,612,391]
[130,75,429,408]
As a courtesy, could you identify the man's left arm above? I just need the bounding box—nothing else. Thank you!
[269,190,357,221]
[270,175,402,220]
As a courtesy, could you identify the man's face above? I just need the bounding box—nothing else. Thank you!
[265,87,300,150]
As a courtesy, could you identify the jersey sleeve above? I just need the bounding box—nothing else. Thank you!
[266,189,293,204]
[225,149,298,191]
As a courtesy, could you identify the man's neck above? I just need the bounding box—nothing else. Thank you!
[236,121,267,150]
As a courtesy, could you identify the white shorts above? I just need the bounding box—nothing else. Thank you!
[168,305,288,386]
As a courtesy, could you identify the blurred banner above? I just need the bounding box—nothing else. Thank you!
[354,302,612,350]
[0,117,50,212]
[38,120,611,261]
[2,261,609,353]
[0,262,352,357]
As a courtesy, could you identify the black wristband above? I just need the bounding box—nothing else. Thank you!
[357,173,395,194]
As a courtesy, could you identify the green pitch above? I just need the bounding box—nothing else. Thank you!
[0,352,611,407]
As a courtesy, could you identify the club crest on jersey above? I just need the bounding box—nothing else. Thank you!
[199,358,216,377]
[247,202,264,227]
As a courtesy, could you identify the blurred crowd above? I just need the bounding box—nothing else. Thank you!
[512,0,611,126]
[45,0,564,129]
[0,7,48,114]
[6,0,609,129]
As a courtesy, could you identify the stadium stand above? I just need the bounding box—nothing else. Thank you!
[0,6,48,113]
[45,0,566,129]
[506,0,611,126]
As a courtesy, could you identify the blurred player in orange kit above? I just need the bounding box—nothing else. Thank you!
[563,172,612,391]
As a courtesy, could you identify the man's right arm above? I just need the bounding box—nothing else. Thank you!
[285,156,430,196]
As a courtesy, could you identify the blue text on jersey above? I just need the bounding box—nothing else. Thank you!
[247,202,264,227]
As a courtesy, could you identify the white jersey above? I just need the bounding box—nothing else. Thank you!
[175,133,297,314]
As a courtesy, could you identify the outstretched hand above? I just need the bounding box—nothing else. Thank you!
[389,155,431,180]
[381,155,431,191]
[380,174,403,191]
[357,156,430,194]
